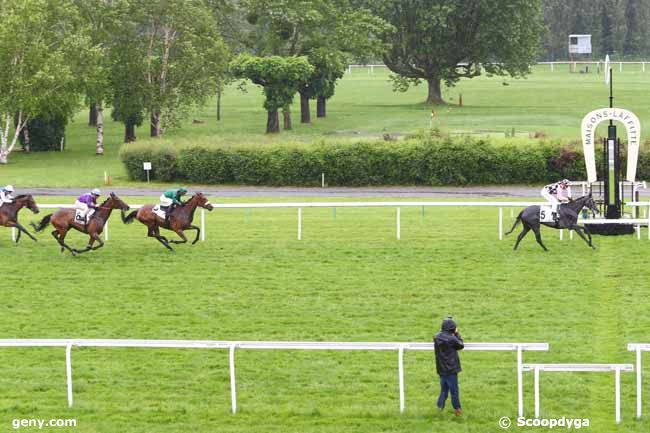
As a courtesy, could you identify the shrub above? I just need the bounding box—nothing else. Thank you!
[120,135,646,186]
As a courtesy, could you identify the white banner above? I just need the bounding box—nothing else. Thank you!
[581,108,641,182]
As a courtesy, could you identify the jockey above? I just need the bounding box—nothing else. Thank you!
[75,188,101,220]
[159,187,188,218]
[0,185,14,208]
[541,179,570,219]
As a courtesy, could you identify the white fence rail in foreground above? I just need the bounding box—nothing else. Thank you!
[628,343,650,419]
[20,201,650,243]
[521,363,634,424]
[0,339,548,416]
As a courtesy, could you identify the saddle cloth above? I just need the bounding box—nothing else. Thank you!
[539,205,557,223]
[152,205,166,219]
[74,209,88,223]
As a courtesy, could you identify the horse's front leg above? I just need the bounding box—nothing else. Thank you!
[571,225,595,250]
[12,222,37,243]
[187,224,201,244]
[169,230,188,244]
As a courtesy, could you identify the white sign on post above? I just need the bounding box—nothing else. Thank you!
[143,162,152,183]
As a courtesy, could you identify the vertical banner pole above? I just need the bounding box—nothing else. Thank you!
[398,347,405,413]
[66,342,73,408]
[229,344,237,414]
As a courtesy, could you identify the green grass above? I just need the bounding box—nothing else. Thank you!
[0,196,649,432]
[4,64,650,187]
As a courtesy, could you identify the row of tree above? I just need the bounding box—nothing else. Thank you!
[542,0,650,61]
[0,0,548,162]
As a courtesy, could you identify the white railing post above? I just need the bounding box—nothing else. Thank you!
[11,227,16,242]
[499,208,503,240]
[229,344,237,414]
[66,342,73,408]
[398,347,405,413]
[615,366,621,424]
[201,208,205,241]
[534,365,540,418]
[298,208,302,240]
[517,345,523,417]
[396,207,401,240]
[559,229,563,240]
[637,347,642,419]
[104,220,108,241]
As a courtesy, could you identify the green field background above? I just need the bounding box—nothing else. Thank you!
[0,197,648,432]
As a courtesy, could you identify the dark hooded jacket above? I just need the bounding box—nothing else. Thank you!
[434,318,464,375]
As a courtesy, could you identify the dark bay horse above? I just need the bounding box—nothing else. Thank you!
[506,194,599,251]
[31,193,130,255]
[123,192,213,251]
[0,194,40,243]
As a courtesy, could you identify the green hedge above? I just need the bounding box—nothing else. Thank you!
[120,135,643,186]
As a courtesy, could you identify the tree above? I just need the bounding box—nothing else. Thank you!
[230,54,314,133]
[601,0,616,55]
[0,0,94,163]
[242,0,391,122]
[370,0,544,105]
[623,0,641,56]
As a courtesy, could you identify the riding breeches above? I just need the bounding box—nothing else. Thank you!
[540,188,560,213]
[160,195,173,207]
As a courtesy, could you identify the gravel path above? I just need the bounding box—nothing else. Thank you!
[21,185,650,199]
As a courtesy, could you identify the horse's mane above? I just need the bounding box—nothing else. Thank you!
[14,194,29,200]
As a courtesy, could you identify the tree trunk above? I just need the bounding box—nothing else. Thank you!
[150,111,162,137]
[89,104,97,126]
[426,78,445,105]
[216,90,221,121]
[283,108,292,130]
[300,92,311,123]
[22,126,30,153]
[266,109,280,133]
[95,101,104,155]
[316,96,326,118]
[124,122,136,143]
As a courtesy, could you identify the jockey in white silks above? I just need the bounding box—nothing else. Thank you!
[0,185,15,208]
[541,179,570,219]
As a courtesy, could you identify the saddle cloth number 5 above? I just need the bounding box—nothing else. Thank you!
[539,205,555,223]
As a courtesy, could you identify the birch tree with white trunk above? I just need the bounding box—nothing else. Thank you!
[0,0,94,163]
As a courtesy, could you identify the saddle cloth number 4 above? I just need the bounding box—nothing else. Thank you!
[539,205,556,223]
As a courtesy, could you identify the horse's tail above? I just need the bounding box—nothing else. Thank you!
[31,214,53,232]
[122,210,138,224]
[504,211,522,235]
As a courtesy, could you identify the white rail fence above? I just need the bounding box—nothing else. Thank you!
[521,363,634,424]
[347,61,650,75]
[15,201,650,243]
[628,343,650,419]
[0,339,547,416]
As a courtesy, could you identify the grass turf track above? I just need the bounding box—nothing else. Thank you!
[0,196,648,432]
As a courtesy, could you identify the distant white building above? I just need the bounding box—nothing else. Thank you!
[569,34,592,55]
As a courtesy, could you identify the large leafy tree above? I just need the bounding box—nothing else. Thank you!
[243,0,391,122]
[0,0,95,163]
[230,54,314,133]
[371,0,544,105]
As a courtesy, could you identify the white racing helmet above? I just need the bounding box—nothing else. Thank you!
[91,188,101,196]
[5,185,14,192]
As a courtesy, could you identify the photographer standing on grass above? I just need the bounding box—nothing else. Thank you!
[434,316,464,416]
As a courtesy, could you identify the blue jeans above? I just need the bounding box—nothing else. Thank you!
[437,373,461,410]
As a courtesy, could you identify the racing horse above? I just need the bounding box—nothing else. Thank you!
[31,193,130,255]
[506,194,599,251]
[0,194,40,243]
[123,192,213,251]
